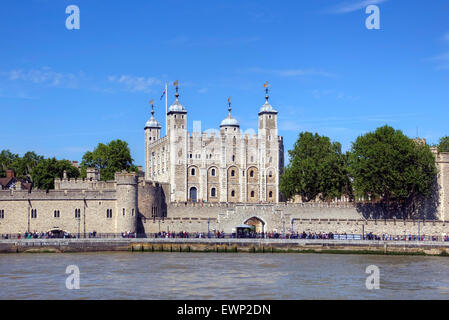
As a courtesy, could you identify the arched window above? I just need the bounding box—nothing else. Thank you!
[251,191,255,198]
[75,209,81,218]
[232,155,235,162]
[269,191,273,198]
[250,170,254,177]
[231,170,235,177]
[211,188,216,197]
[211,168,216,176]
[123,208,125,216]
[231,190,235,197]
[269,171,273,178]
[191,168,196,176]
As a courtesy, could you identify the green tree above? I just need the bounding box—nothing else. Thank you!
[0,150,19,177]
[31,158,80,190]
[80,139,137,181]
[438,136,449,153]
[349,125,436,217]
[280,132,349,202]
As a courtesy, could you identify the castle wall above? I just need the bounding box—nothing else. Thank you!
[0,172,139,235]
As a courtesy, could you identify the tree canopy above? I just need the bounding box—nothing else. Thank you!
[438,136,449,153]
[349,125,436,217]
[280,132,350,202]
[31,158,80,191]
[0,150,79,190]
[80,139,137,181]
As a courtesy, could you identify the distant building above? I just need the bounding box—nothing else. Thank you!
[0,170,32,191]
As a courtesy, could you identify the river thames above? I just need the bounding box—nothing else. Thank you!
[1,252,449,299]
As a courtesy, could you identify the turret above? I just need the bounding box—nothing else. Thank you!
[167,81,188,201]
[144,101,162,180]
[115,171,138,233]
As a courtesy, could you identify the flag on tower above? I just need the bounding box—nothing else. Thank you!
[160,88,166,100]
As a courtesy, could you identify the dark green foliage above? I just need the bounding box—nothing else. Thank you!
[31,158,80,191]
[280,132,349,202]
[349,125,436,217]
[80,139,137,181]
[438,136,449,153]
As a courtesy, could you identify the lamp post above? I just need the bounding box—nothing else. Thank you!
[77,211,80,239]
[208,218,210,238]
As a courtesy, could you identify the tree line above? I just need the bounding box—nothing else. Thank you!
[0,139,137,190]
[280,126,449,217]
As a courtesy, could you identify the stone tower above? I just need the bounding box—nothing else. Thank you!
[144,103,162,181]
[115,171,138,233]
[258,83,281,202]
[167,83,188,202]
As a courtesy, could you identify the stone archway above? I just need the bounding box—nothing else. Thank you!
[244,217,265,233]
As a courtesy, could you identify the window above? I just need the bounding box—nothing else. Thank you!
[269,191,273,198]
[269,156,273,163]
[123,208,125,216]
[232,155,235,161]
[269,171,273,178]
[250,170,254,177]
[211,168,216,176]
[31,209,37,219]
[106,209,112,218]
[190,154,192,159]
[251,156,254,162]
[231,190,235,197]
[191,168,196,176]
[54,210,60,218]
[251,191,255,198]
[0,210,4,219]
[211,188,216,197]
[231,170,235,177]
[132,209,135,216]
[75,208,81,218]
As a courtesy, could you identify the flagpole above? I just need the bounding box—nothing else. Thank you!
[165,82,168,136]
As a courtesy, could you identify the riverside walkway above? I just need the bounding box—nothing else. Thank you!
[2,238,449,255]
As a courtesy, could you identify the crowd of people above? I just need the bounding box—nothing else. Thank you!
[2,230,449,242]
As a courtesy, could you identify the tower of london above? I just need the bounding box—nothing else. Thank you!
[144,84,285,203]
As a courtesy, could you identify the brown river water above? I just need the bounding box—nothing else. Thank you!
[1,252,449,299]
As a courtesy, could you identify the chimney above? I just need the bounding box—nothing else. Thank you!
[6,169,15,178]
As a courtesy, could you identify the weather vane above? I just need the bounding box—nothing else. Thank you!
[227,96,231,114]
[264,81,270,102]
[149,99,155,116]
[173,80,179,99]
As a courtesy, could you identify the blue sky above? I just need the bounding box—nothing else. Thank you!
[1,0,448,167]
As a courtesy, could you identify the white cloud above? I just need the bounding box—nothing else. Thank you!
[108,75,161,93]
[327,0,388,14]
[4,67,78,88]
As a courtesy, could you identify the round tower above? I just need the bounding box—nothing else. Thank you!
[115,172,138,234]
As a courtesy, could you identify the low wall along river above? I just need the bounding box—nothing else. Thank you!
[2,238,449,256]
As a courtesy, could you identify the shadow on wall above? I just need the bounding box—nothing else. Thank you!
[356,177,440,220]
[136,181,168,234]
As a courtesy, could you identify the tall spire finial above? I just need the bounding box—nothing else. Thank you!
[227,97,231,116]
[264,81,270,103]
[173,80,179,100]
[149,99,155,117]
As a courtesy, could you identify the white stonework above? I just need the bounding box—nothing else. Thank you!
[144,87,285,204]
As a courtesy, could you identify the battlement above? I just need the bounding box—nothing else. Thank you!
[115,172,138,185]
[149,135,168,148]
[0,188,117,201]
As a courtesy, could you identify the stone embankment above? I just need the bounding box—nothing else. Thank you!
[1,238,449,256]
